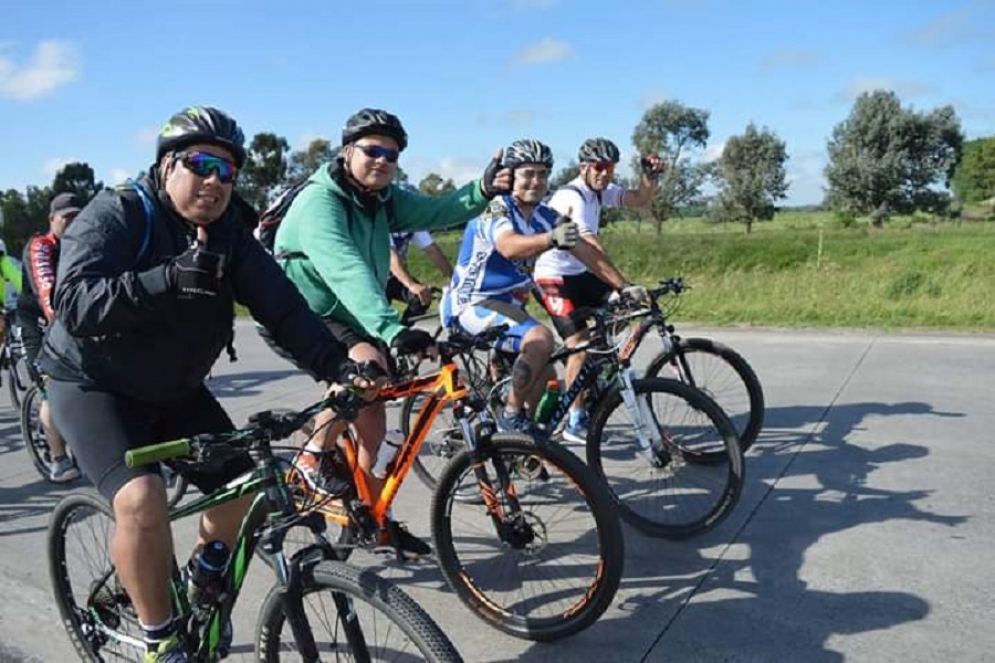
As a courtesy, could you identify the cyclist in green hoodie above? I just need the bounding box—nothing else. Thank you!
[273,108,511,555]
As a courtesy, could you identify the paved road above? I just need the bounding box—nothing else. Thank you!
[1,322,992,662]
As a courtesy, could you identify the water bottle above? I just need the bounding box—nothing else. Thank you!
[372,428,405,478]
[187,540,229,617]
[534,379,562,424]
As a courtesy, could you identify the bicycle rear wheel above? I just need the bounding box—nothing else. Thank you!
[587,378,744,539]
[8,354,30,409]
[646,337,764,457]
[256,560,463,662]
[432,433,624,642]
[20,385,52,479]
[48,490,144,662]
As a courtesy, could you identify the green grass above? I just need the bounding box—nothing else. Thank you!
[404,212,995,332]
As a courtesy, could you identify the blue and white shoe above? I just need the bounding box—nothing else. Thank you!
[562,410,589,444]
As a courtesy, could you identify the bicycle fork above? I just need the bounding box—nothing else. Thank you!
[457,410,536,550]
[617,368,669,468]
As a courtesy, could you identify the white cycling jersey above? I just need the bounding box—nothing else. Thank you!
[390,230,433,262]
[534,177,625,279]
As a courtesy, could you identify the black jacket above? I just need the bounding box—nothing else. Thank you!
[42,177,348,403]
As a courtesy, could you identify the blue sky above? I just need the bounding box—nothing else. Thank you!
[1,0,993,206]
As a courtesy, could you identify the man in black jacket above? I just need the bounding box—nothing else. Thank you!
[42,106,365,663]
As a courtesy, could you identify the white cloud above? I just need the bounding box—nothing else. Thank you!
[404,155,483,188]
[0,40,80,101]
[43,156,80,178]
[703,140,726,162]
[639,88,669,110]
[902,6,995,47]
[134,126,160,147]
[760,48,822,70]
[833,77,937,103]
[511,38,572,66]
[108,169,133,186]
[509,0,557,8]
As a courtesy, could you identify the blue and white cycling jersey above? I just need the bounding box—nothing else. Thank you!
[441,195,556,325]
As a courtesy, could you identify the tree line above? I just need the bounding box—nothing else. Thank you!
[3,90,992,256]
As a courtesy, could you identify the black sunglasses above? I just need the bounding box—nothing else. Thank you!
[354,143,400,163]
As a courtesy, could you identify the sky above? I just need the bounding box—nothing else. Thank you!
[1,0,993,206]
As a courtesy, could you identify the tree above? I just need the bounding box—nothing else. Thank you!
[549,160,580,190]
[418,172,456,196]
[287,138,337,183]
[52,162,103,203]
[1,186,50,255]
[631,101,712,233]
[712,123,789,233]
[238,132,290,209]
[951,137,995,204]
[824,90,963,225]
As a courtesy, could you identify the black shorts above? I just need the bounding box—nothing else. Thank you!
[47,379,253,501]
[258,317,387,379]
[535,272,613,338]
[385,276,429,324]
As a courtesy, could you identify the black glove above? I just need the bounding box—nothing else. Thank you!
[480,154,503,199]
[390,328,434,356]
[336,359,387,385]
[166,242,224,297]
[640,156,666,179]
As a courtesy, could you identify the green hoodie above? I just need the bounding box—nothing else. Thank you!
[276,162,488,343]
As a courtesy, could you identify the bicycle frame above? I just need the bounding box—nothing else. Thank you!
[150,434,341,660]
[315,362,469,532]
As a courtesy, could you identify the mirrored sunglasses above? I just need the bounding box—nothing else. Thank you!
[178,151,238,183]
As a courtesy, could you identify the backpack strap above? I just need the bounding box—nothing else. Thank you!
[562,183,601,206]
[116,180,155,267]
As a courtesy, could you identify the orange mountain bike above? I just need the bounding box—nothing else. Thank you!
[289,326,625,643]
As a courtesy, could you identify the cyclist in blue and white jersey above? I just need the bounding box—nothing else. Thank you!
[441,139,584,433]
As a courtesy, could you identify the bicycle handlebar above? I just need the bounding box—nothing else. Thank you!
[124,392,360,468]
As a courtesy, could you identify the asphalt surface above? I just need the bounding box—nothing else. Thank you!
[1,320,992,662]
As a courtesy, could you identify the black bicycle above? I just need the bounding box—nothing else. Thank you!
[48,395,463,662]
[1,318,31,408]
[403,296,745,540]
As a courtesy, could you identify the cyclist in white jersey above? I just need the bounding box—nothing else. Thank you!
[534,137,665,442]
[441,139,590,433]
[387,229,453,324]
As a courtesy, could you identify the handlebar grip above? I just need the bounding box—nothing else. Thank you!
[125,438,191,468]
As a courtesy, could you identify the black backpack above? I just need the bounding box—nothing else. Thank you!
[256,180,397,260]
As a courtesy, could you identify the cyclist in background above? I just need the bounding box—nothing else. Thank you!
[0,238,23,377]
[534,137,664,443]
[388,229,453,325]
[17,192,83,482]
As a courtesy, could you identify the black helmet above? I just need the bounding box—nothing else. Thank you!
[578,137,620,163]
[503,139,554,170]
[342,108,408,152]
[156,106,246,167]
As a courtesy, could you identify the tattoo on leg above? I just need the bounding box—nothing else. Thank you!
[511,357,533,394]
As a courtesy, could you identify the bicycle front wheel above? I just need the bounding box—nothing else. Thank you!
[48,490,144,662]
[256,560,463,663]
[588,377,744,539]
[432,433,624,642]
[646,337,765,457]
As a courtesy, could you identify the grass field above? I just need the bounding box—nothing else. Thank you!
[404,210,995,332]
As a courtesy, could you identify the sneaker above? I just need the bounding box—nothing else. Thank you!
[382,520,432,557]
[292,449,350,497]
[144,635,191,663]
[496,409,541,436]
[562,410,589,444]
[49,455,81,483]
